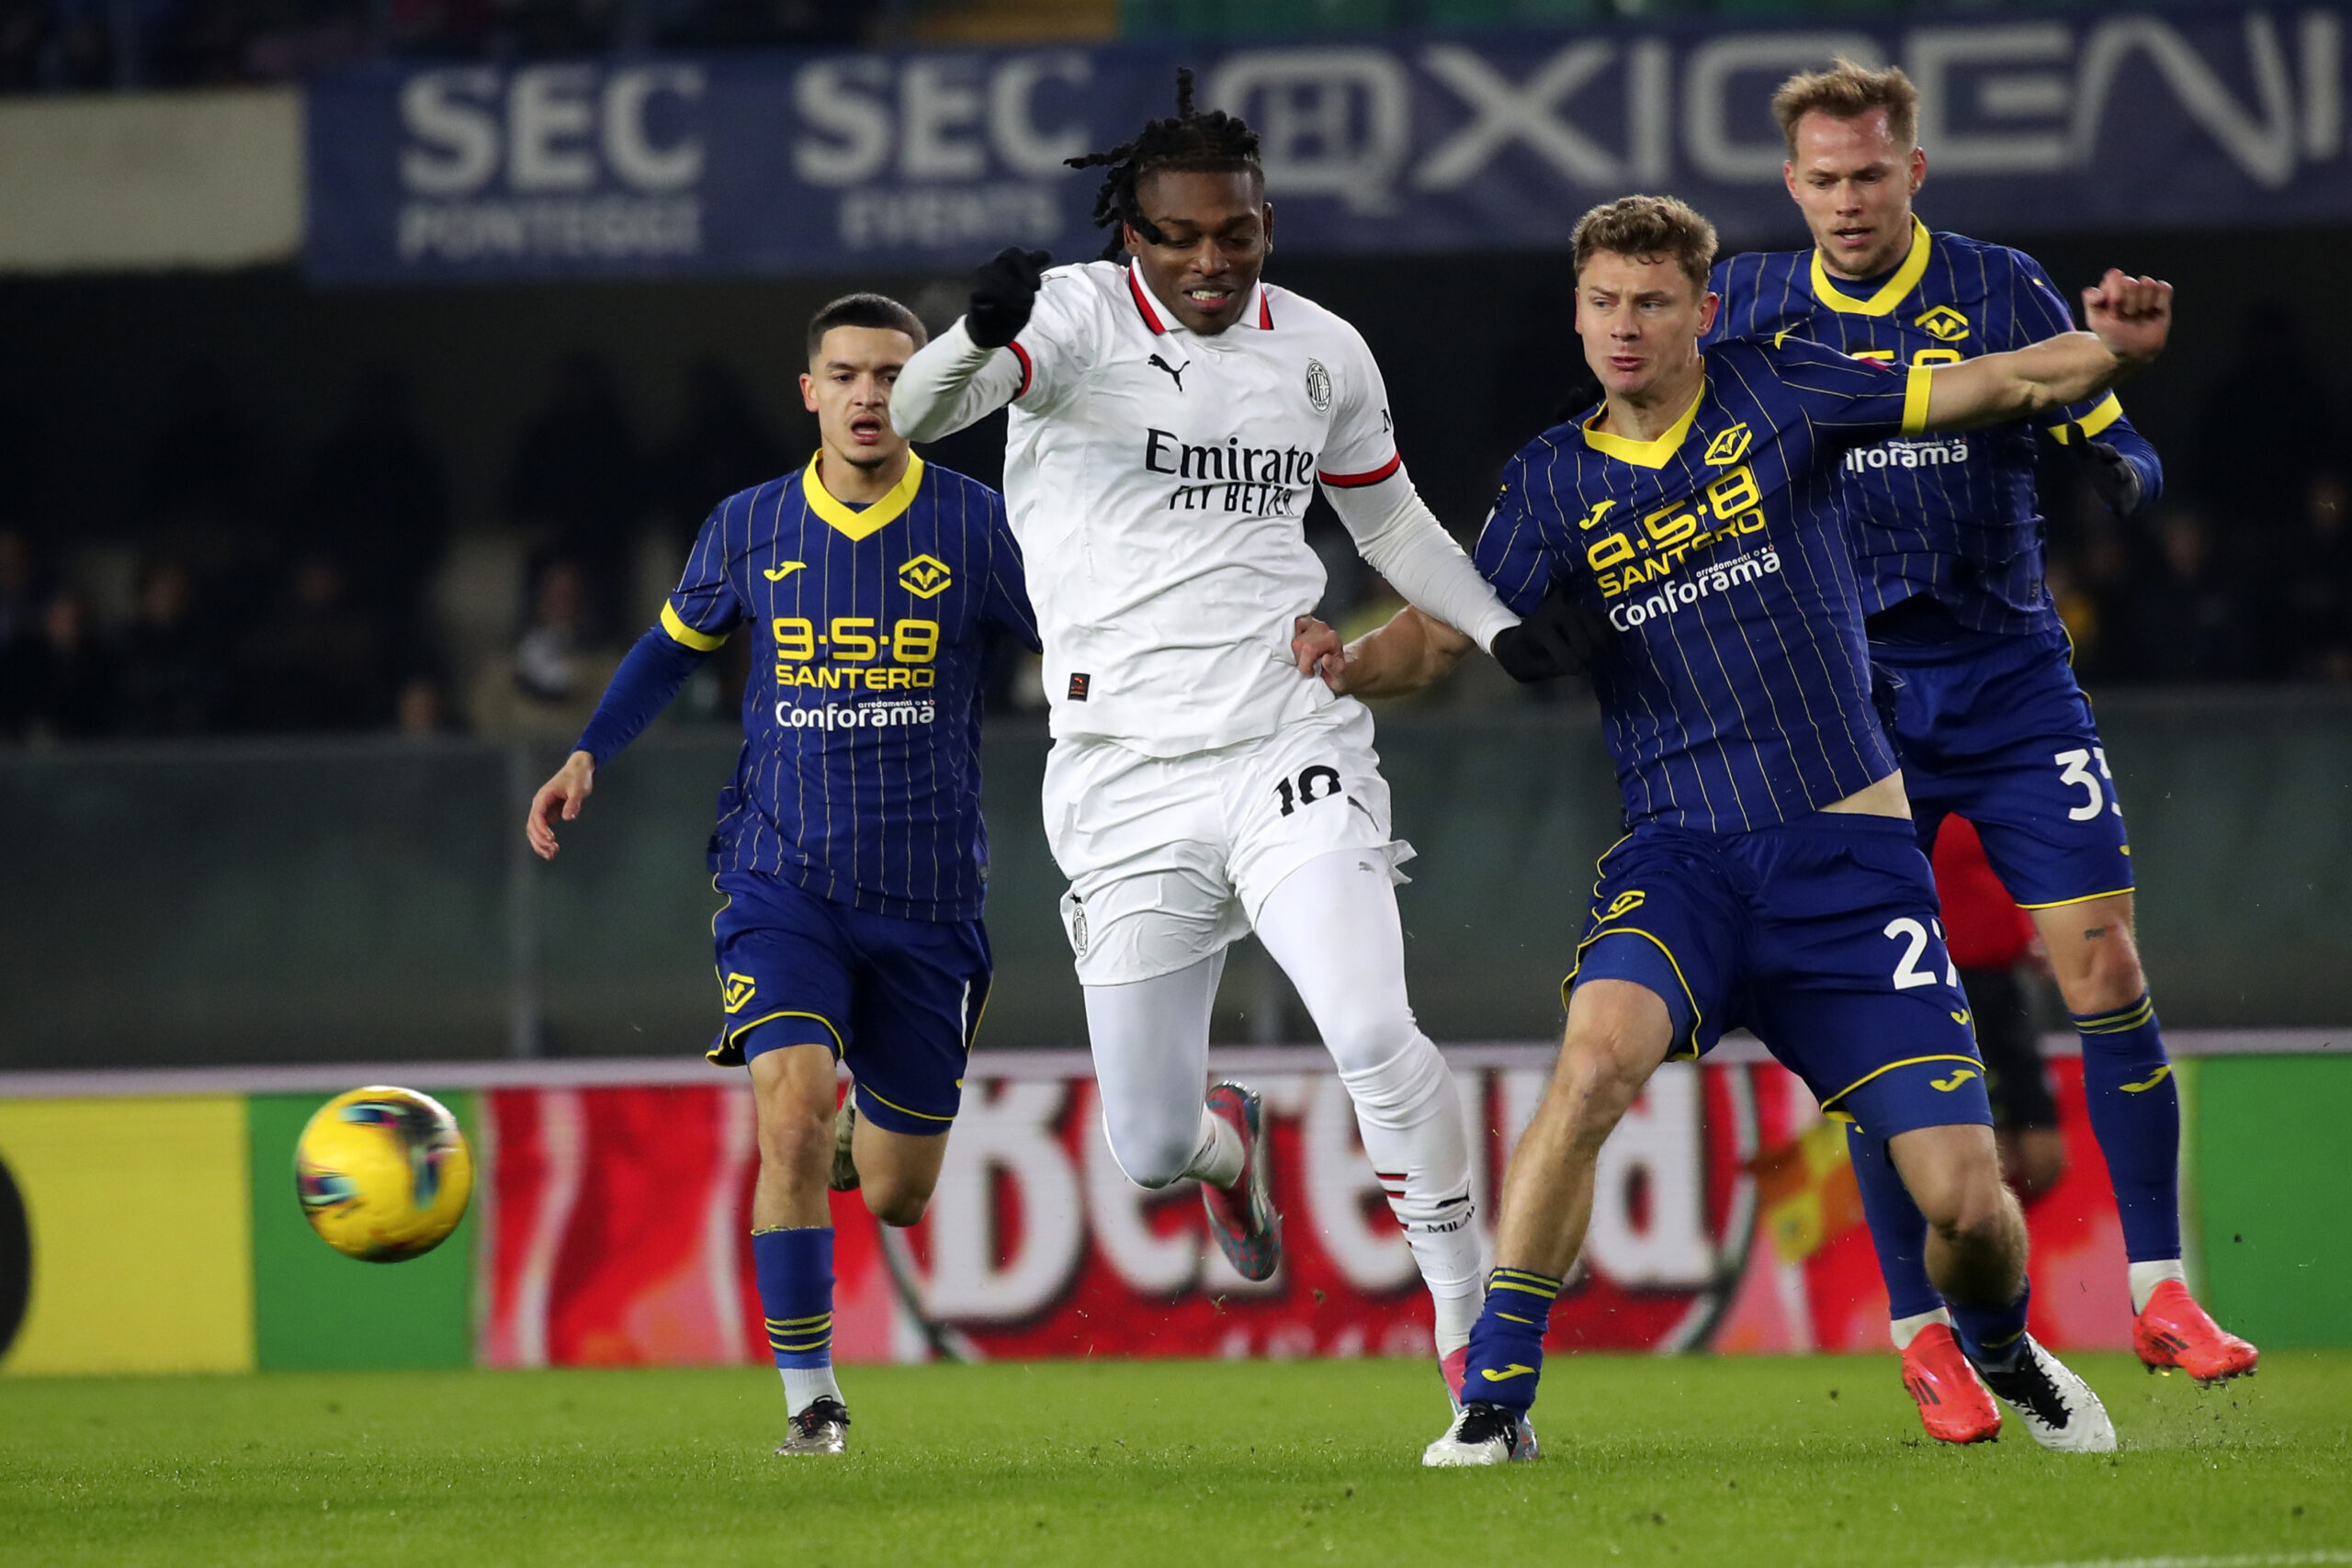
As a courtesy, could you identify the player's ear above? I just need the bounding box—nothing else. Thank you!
[1908,145,1927,195]
[1782,160,1797,199]
[1261,197,1274,252]
[799,371,820,414]
[1697,290,1721,337]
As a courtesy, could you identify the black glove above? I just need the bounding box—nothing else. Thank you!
[1491,578,1611,683]
[2081,438,2144,518]
[967,247,1051,350]
[2053,421,2144,518]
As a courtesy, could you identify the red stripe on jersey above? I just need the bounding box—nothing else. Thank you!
[1318,453,1402,489]
[1009,341,1034,399]
[1126,265,1166,334]
[1258,290,1273,329]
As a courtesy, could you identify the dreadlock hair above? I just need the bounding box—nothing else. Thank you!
[1066,68,1263,261]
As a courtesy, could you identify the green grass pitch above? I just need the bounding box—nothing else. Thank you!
[4,1353,2346,1567]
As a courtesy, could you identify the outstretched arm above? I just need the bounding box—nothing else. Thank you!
[525,627,709,860]
[1920,270,2171,434]
[890,248,1048,442]
[1323,606,1476,699]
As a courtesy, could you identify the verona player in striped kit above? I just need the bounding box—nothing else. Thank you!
[1705,62,2255,1438]
[1321,197,2170,1463]
[526,293,1038,1457]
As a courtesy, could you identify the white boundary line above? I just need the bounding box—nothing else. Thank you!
[1978,1558,2352,1568]
[0,1030,2337,1099]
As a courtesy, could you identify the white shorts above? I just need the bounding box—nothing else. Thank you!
[1044,701,1413,987]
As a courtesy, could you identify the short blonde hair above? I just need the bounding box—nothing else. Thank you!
[1772,59,1919,156]
[1571,195,1718,297]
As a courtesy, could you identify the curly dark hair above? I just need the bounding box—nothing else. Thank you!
[1065,68,1263,261]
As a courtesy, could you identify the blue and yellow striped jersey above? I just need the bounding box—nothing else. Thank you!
[1709,220,2148,636]
[663,453,1039,922]
[1477,339,1926,833]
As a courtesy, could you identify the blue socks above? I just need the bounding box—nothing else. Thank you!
[2073,992,2182,1262]
[1951,1279,2032,1372]
[753,1225,836,1410]
[1460,1268,1562,1413]
[1846,1127,1942,1322]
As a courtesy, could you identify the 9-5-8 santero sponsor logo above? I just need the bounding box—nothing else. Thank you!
[775,696,938,728]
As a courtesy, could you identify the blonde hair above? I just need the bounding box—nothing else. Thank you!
[1571,196,1718,296]
[1772,59,1920,155]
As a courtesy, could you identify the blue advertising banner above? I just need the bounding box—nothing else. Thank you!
[304,5,2350,284]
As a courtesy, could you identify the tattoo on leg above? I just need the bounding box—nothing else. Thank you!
[2083,926,2110,939]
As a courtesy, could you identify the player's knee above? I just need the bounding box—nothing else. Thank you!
[862,1177,933,1228]
[757,1103,834,1188]
[1102,1111,1195,1190]
[1550,1036,1649,1149]
[1908,1155,2014,1249]
[1335,1030,1446,1120]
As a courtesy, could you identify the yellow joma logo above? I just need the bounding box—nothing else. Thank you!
[1931,1067,1979,1092]
[1575,500,1618,533]
[1702,424,1753,465]
[1916,306,1971,343]
[720,973,757,1012]
[2121,1066,2172,1093]
[763,561,806,581]
[898,555,953,598]
[1480,1364,1537,1382]
[1603,889,1646,920]
[1951,1010,1973,1027]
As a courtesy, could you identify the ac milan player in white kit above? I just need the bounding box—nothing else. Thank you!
[892,75,1580,1417]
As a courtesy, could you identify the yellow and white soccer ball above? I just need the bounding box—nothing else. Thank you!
[295,1086,473,1262]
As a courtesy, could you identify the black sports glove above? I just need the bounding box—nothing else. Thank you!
[967,247,1051,350]
[1491,578,1612,683]
[2081,438,2144,518]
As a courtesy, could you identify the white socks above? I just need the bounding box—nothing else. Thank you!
[2129,1258,2187,1314]
[781,1365,842,1416]
[1889,1307,1955,1351]
[1185,1105,1246,1188]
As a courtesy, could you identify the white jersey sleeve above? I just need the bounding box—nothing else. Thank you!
[1313,321,1403,491]
[1323,472,1518,653]
[888,265,1105,442]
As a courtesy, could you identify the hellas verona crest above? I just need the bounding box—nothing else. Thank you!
[1305,359,1333,413]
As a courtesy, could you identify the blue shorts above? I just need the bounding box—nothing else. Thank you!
[1567,815,1993,1140]
[707,872,991,1136]
[1873,622,2132,910]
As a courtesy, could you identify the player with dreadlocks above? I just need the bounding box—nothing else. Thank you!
[894,73,1590,1446]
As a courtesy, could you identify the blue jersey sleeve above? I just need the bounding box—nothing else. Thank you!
[660,500,745,652]
[1473,449,1566,616]
[981,499,1042,653]
[574,630,706,765]
[1757,338,1931,442]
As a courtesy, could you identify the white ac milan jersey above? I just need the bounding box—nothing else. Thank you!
[1002,261,1403,757]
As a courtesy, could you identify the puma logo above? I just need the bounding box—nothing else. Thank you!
[1148,353,1189,391]
[763,561,806,581]
[1479,1364,1537,1382]
[2120,1066,2172,1093]
[1930,1067,1979,1092]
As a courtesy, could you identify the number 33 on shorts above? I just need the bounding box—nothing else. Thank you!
[2055,747,2120,820]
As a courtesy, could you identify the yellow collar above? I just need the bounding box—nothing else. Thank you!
[802,451,924,541]
[1583,381,1705,468]
[1809,217,1933,317]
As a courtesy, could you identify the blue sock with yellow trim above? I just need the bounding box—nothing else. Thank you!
[1460,1268,1562,1414]
[753,1225,840,1415]
[1951,1280,2032,1373]
[2073,991,2181,1262]
[1845,1127,1944,1323]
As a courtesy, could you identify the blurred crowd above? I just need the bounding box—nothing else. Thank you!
[0,310,2346,750]
[0,0,862,92]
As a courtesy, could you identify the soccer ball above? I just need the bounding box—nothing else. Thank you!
[295,1086,473,1262]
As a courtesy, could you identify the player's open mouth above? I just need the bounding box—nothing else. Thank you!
[849,417,884,443]
[1184,288,1236,310]
[1833,226,1876,247]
